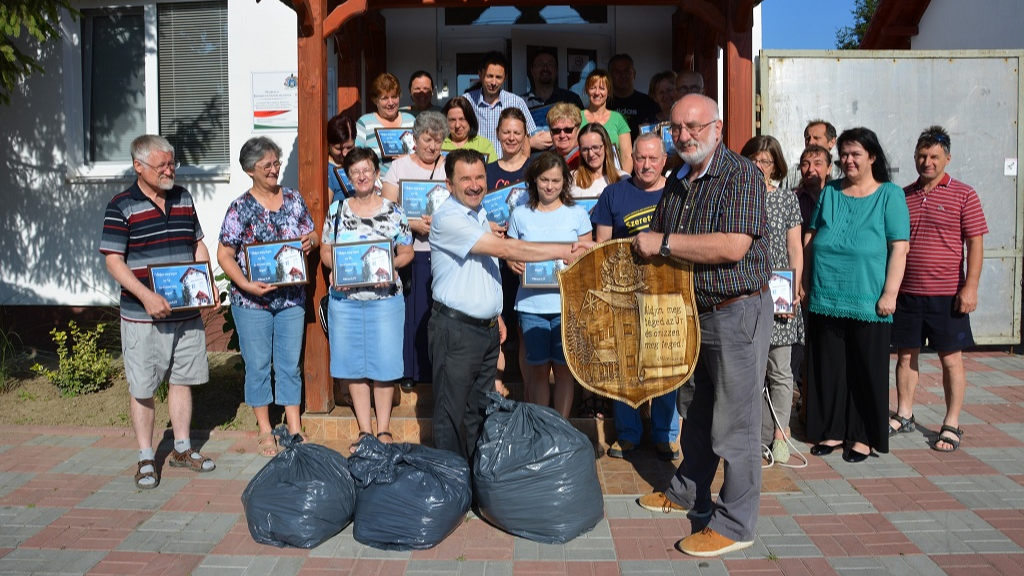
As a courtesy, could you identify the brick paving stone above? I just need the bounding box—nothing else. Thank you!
[896,448,999,477]
[986,385,1024,403]
[297,557,410,576]
[753,515,822,559]
[24,434,101,448]
[200,452,266,482]
[0,473,113,508]
[77,475,189,511]
[20,508,151,551]
[0,444,76,474]
[404,559,514,575]
[115,511,238,555]
[0,547,106,575]
[886,510,1022,554]
[759,495,787,517]
[406,517,513,562]
[208,517,311,557]
[617,559,729,575]
[966,447,1024,474]
[827,555,945,576]
[964,403,1024,425]
[787,449,844,482]
[795,514,920,557]
[85,551,203,576]
[929,552,1024,576]
[47,448,139,476]
[828,452,919,480]
[775,479,876,516]
[848,476,965,513]
[0,430,41,446]
[161,478,247,514]
[0,506,68,548]
[976,509,1024,548]
[191,554,305,576]
[0,471,33,499]
[307,530,412,560]
[723,557,836,576]
[931,475,1024,510]
[608,519,696,562]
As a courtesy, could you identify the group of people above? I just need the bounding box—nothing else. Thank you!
[102,47,987,559]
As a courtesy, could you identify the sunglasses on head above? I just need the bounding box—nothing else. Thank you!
[550,126,576,135]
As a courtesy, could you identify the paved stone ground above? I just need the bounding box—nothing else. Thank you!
[2,351,1024,575]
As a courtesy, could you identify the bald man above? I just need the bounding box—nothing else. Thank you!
[674,70,705,98]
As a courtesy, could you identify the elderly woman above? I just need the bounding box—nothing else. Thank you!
[486,108,532,189]
[649,70,677,123]
[327,114,357,202]
[217,137,317,457]
[571,123,626,199]
[356,72,416,176]
[580,69,632,174]
[545,102,582,171]
[741,135,803,464]
[321,147,413,448]
[805,127,910,463]
[441,96,497,162]
[507,152,592,417]
[381,111,449,388]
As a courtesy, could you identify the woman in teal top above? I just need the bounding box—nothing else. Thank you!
[805,127,910,464]
[580,69,632,174]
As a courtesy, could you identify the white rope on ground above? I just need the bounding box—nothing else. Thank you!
[761,384,808,469]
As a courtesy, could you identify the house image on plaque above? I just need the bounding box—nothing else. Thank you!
[180,267,211,306]
[274,244,304,282]
[361,245,391,283]
[400,130,415,153]
[769,271,793,313]
[425,184,449,216]
[578,290,640,385]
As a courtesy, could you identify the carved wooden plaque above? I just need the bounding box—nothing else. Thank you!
[559,239,700,408]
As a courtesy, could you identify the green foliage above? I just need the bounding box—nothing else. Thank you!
[214,272,240,353]
[835,0,880,49]
[0,0,78,106]
[31,321,116,397]
[0,322,21,393]
[154,381,168,403]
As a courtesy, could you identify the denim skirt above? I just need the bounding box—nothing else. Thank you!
[329,295,405,381]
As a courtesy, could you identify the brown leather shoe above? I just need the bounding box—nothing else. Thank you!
[677,527,753,557]
[637,492,711,516]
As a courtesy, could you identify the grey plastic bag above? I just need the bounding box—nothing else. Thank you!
[241,427,356,548]
[348,436,472,550]
[473,393,604,543]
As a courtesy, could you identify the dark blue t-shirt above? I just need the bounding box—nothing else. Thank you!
[591,177,664,239]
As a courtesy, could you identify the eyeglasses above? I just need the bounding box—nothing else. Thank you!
[669,120,716,137]
[926,132,950,144]
[550,126,577,136]
[136,159,180,172]
[580,144,604,154]
[348,168,376,177]
[752,158,774,168]
[255,161,282,172]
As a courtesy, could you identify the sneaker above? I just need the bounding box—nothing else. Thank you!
[677,527,753,557]
[607,439,635,459]
[638,492,691,514]
[655,441,681,461]
[771,439,790,464]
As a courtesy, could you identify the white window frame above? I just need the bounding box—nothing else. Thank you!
[61,0,230,183]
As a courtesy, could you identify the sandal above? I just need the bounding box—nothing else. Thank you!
[376,431,394,444]
[256,433,279,458]
[888,413,915,436]
[134,459,159,490]
[931,424,963,453]
[577,396,610,419]
[169,448,216,472]
[350,431,371,454]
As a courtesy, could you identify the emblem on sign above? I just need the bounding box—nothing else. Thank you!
[559,239,700,408]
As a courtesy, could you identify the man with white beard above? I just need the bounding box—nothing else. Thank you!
[631,94,772,557]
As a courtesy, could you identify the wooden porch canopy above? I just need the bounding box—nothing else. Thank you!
[261,0,762,414]
[859,0,932,49]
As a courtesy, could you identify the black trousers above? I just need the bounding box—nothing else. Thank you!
[805,313,891,453]
[428,312,500,460]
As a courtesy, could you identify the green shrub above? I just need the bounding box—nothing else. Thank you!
[31,321,116,397]
[1,324,21,393]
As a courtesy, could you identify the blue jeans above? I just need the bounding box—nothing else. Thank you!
[613,392,680,445]
[232,305,304,407]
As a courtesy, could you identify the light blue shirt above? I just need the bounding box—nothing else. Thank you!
[429,196,502,320]
[507,204,591,314]
[466,89,539,155]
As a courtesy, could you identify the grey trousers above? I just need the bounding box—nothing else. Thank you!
[762,345,794,446]
[666,289,773,542]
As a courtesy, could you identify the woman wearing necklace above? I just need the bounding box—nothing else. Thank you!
[355,73,416,177]
[381,111,449,391]
[217,137,318,457]
[486,108,532,190]
[321,147,413,450]
[580,69,632,174]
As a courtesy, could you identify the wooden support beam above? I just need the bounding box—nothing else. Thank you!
[723,0,752,151]
[678,0,727,35]
[323,0,367,38]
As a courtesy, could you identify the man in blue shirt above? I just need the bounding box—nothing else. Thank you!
[429,149,582,459]
[466,51,551,153]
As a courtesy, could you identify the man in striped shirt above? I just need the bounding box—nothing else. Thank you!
[466,51,550,154]
[100,135,217,490]
[889,126,989,453]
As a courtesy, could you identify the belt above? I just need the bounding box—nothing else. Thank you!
[698,285,769,314]
[432,302,499,328]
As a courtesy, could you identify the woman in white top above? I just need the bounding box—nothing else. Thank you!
[571,123,626,199]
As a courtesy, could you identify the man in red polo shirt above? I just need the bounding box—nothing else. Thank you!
[888,126,988,453]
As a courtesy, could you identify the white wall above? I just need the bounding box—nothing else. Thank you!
[912,0,1024,50]
[0,1,297,306]
[612,6,675,95]
[383,9,439,110]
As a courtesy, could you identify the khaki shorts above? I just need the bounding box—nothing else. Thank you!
[121,317,209,399]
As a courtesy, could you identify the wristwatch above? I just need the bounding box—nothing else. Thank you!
[659,233,672,257]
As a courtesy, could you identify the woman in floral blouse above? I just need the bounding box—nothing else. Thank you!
[321,147,413,450]
[217,136,317,457]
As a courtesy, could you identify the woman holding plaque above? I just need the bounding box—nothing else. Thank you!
[217,137,317,457]
[507,152,592,418]
[805,127,909,463]
[571,123,626,199]
[580,69,632,174]
[355,73,416,177]
[381,111,449,389]
[741,135,802,464]
[486,108,532,190]
[441,96,497,162]
[321,147,413,449]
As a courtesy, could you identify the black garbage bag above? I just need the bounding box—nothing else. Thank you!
[241,427,356,548]
[473,393,604,543]
[348,436,471,550]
